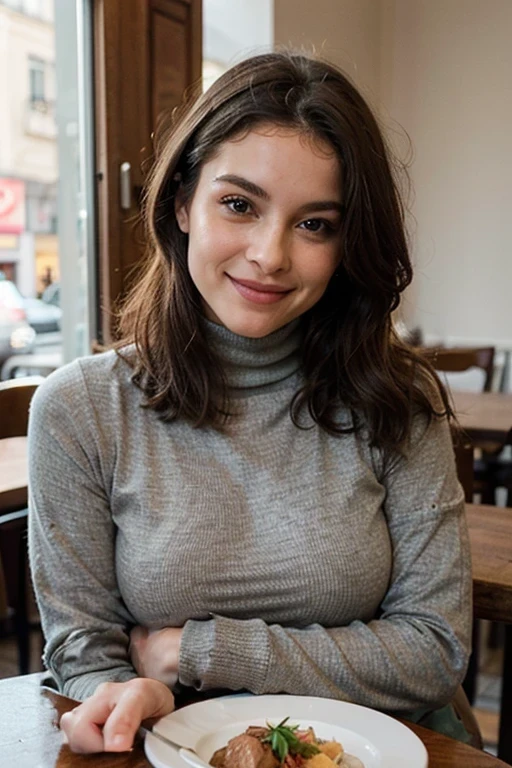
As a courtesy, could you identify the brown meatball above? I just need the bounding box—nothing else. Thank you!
[209,746,227,767]
[257,744,280,768]
[224,734,266,768]
[209,731,279,768]
[245,726,271,740]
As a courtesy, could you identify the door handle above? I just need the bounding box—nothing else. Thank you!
[120,161,132,210]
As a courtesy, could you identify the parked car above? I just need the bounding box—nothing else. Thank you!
[41,281,60,308]
[23,296,62,333]
[0,276,36,368]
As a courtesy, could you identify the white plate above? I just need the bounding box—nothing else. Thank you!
[144,694,428,768]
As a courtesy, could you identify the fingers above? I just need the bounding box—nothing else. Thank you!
[59,678,175,754]
[60,688,113,753]
[101,683,147,751]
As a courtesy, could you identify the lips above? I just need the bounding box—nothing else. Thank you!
[227,275,293,305]
[229,276,291,293]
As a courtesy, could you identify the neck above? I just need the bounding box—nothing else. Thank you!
[204,319,302,394]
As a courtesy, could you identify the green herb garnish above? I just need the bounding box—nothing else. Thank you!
[262,717,320,763]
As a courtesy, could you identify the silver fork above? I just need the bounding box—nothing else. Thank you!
[139,723,209,768]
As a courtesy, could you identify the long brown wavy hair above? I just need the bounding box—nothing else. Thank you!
[117,50,452,457]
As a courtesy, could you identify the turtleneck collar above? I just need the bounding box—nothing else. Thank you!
[204,318,302,394]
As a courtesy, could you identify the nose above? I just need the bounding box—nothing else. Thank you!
[246,223,291,274]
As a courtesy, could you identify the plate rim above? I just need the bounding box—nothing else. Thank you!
[145,693,429,768]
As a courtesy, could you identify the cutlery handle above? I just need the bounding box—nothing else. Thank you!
[179,747,209,767]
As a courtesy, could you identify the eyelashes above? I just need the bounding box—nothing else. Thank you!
[220,195,252,215]
[219,195,338,237]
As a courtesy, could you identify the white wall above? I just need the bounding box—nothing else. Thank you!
[382,0,512,349]
[203,0,273,67]
[204,1,512,358]
[273,0,382,103]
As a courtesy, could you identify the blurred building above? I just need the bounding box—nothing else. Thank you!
[0,0,58,297]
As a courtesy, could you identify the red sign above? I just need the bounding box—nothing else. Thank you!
[0,179,25,234]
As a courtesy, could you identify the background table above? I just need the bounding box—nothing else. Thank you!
[0,435,28,512]
[467,502,512,763]
[453,390,512,444]
[0,674,510,768]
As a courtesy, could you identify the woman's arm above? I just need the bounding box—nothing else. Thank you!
[28,361,138,700]
[29,362,176,754]
[170,413,471,713]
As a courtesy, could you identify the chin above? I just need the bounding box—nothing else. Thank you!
[221,315,288,339]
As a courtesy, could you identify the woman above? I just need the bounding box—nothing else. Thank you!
[28,51,471,754]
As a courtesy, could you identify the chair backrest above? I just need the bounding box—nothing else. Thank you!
[0,376,44,440]
[428,346,495,392]
[452,430,474,502]
[0,553,8,621]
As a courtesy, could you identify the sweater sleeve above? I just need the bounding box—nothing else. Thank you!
[178,412,472,714]
[28,362,138,701]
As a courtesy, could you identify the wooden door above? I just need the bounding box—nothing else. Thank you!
[94,0,202,344]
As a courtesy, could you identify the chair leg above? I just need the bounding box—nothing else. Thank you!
[15,615,30,675]
[15,536,30,675]
[497,625,512,763]
[481,480,497,505]
[462,620,480,704]
[489,621,505,651]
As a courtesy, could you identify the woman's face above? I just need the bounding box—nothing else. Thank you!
[175,123,343,338]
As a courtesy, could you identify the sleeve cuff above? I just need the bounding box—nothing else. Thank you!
[178,614,270,693]
[62,667,138,701]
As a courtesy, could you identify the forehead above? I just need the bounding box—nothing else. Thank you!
[199,123,342,197]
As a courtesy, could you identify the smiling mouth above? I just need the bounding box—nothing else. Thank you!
[227,275,293,305]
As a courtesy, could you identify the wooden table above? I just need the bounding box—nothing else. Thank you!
[0,673,509,768]
[467,502,512,764]
[468,503,512,624]
[0,436,28,512]
[453,390,512,444]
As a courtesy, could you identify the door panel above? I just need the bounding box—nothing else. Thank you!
[152,11,188,129]
[94,0,202,344]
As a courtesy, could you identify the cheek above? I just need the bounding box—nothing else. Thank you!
[188,215,240,266]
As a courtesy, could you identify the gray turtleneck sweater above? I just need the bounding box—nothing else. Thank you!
[28,320,471,715]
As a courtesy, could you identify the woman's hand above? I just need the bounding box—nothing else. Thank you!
[60,677,175,753]
[129,625,183,687]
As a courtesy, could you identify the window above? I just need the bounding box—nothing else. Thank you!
[29,56,45,103]
[23,0,43,17]
[0,0,50,20]
[0,0,22,10]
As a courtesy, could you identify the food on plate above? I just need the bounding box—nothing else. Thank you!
[209,718,364,768]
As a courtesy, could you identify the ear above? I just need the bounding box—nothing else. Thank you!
[174,189,190,234]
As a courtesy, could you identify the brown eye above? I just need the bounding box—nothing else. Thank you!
[302,219,323,232]
[221,196,251,214]
[300,218,333,234]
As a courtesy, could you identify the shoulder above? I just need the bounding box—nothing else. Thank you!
[30,348,137,425]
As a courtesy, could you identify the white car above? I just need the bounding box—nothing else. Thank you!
[0,277,36,367]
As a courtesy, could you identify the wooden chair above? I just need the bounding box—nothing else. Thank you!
[452,434,481,704]
[0,376,44,439]
[0,510,32,675]
[452,430,474,502]
[428,346,495,392]
[0,376,44,674]
[427,347,507,505]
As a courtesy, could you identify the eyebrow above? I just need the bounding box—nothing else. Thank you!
[213,174,344,215]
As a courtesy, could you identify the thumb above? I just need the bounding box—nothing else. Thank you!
[102,679,174,752]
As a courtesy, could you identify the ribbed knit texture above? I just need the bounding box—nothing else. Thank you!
[28,319,471,714]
